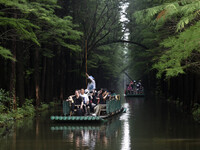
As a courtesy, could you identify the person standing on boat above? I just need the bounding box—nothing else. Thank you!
[133,80,137,94]
[86,73,96,92]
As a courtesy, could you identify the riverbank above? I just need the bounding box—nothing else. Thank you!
[0,102,59,125]
[0,98,59,137]
[166,98,200,123]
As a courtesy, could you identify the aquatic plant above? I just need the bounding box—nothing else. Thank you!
[37,103,49,111]
[0,95,35,127]
[0,89,12,112]
[192,103,200,122]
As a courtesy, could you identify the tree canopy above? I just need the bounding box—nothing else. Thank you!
[127,0,200,79]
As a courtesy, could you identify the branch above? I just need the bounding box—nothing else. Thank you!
[96,39,149,49]
[88,12,119,51]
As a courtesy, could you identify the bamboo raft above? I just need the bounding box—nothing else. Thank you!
[125,93,145,97]
[51,125,101,131]
[125,90,145,97]
[50,95,125,122]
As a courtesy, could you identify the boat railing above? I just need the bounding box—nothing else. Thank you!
[63,95,121,116]
[63,101,70,115]
[106,95,121,114]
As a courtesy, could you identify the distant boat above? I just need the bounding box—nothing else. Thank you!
[50,95,126,123]
[125,92,145,97]
[124,89,145,97]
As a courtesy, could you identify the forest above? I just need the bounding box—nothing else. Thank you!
[0,0,200,125]
[126,0,200,121]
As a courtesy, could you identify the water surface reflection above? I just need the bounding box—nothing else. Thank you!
[50,117,122,150]
[1,96,200,150]
[120,103,131,150]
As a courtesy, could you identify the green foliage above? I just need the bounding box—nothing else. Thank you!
[0,105,6,113]
[38,103,49,111]
[0,112,14,127]
[25,68,34,79]
[69,0,124,81]
[153,21,200,78]
[133,0,200,31]
[49,101,59,107]
[0,17,40,45]
[13,108,25,119]
[22,99,35,116]
[33,12,82,51]
[8,98,34,120]
[192,104,200,122]
[0,96,35,127]
[0,0,82,61]
[128,0,200,79]
[88,44,125,79]
[0,46,15,61]
[0,89,12,112]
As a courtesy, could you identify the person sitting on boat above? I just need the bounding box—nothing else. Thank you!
[86,73,96,92]
[80,88,90,115]
[136,82,140,94]
[71,90,84,116]
[127,84,132,94]
[97,88,103,96]
[109,90,117,100]
[132,80,137,94]
[138,80,143,94]
[92,90,109,116]
[88,90,98,112]
[130,81,134,89]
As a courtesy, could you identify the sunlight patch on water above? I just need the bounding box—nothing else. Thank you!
[120,103,131,150]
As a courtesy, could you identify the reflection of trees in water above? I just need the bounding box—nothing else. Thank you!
[125,97,145,105]
[62,127,106,149]
[60,118,121,149]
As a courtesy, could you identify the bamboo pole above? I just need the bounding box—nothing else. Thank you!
[85,40,87,87]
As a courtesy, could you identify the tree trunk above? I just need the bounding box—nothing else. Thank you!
[194,73,200,104]
[45,58,53,102]
[35,48,40,107]
[41,56,46,102]
[10,21,17,110]
[60,52,64,100]
[16,43,25,106]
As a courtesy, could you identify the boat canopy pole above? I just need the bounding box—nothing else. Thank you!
[85,40,87,87]
[124,72,134,81]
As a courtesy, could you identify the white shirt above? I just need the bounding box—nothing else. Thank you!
[87,76,96,91]
[80,93,89,104]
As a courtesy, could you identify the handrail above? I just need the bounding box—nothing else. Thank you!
[63,95,121,116]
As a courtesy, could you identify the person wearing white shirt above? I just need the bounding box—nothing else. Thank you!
[86,73,96,92]
[80,88,90,115]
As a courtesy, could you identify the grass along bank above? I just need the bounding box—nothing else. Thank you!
[166,97,200,123]
[0,89,59,136]
[192,103,200,123]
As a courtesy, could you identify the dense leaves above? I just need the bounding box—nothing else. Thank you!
[126,0,200,117]
[128,0,200,78]
[0,0,125,109]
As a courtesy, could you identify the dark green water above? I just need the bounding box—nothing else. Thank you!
[1,96,200,150]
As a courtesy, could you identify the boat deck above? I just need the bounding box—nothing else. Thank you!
[125,93,145,97]
[50,107,125,123]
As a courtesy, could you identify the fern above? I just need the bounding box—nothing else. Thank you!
[153,21,200,78]
[0,46,15,61]
[133,0,200,31]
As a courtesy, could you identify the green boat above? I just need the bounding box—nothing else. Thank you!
[125,90,145,97]
[125,93,145,97]
[50,96,125,123]
[50,117,122,140]
[51,125,101,131]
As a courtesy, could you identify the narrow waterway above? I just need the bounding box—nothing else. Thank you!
[1,95,200,150]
